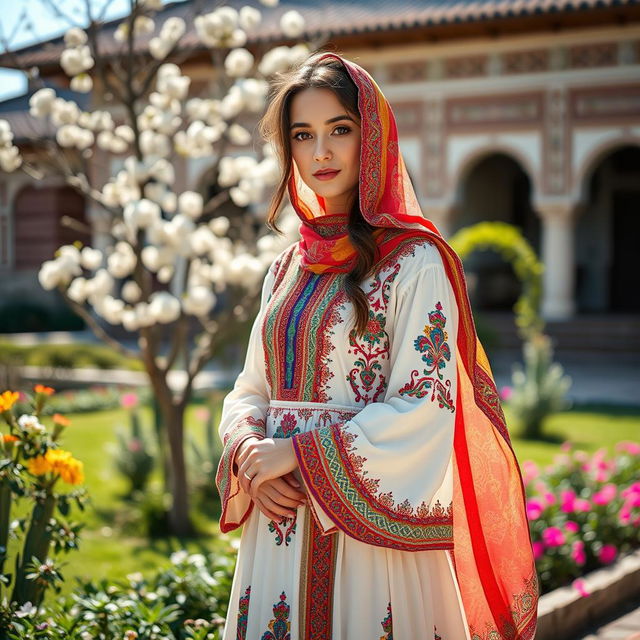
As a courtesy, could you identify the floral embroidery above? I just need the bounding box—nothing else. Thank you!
[346,265,400,405]
[379,602,393,639]
[273,412,300,439]
[398,301,455,412]
[236,586,250,640]
[434,627,442,640]
[261,591,291,640]
[268,514,297,546]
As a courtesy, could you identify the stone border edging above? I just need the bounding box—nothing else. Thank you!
[536,549,640,640]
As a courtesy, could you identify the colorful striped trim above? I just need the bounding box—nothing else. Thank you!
[298,509,337,639]
[216,416,265,533]
[292,424,453,551]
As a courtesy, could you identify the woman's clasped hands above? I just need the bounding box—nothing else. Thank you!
[235,436,307,522]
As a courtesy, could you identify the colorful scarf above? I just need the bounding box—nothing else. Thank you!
[290,53,539,640]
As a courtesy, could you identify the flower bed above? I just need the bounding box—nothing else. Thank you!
[524,441,640,595]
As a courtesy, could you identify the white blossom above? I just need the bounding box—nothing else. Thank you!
[0,120,13,146]
[157,74,190,101]
[190,226,216,255]
[183,286,216,317]
[18,415,46,435]
[227,123,251,146]
[236,78,269,112]
[230,186,251,207]
[149,291,181,323]
[239,6,262,30]
[107,243,137,278]
[226,252,264,287]
[0,146,21,172]
[87,269,114,297]
[124,199,162,230]
[95,295,125,324]
[64,28,88,47]
[140,130,171,158]
[178,191,203,220]
[79,110,113,132]
[220,85,245,119]
[70,73,93,93]
[280,10,305,38]
[161,17,186,43]
[209,216,230,237]
[29,88,56,118]
[80,247,103,270]
[135,16,155,35]
[149,37,171,60]
[115,125,135,143]
[67,277,89,303]
[149,158,175,184]
[51,98,81,126]
[15,601,38,619]
[38,260,63,290]
[157,265,175,283]
[224,48,254,77]
[122,308,139,332]
[259,0,279,6]
[135,302,155,327]
[122,280,142,303]
[60,45,94,77]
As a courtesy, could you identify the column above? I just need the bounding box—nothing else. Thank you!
[537,202,578,321]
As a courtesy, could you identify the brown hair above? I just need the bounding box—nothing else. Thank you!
[258,52,378,337]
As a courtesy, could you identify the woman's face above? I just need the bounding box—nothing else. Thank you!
[289,87,361,215]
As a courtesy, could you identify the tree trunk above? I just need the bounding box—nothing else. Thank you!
[166,404,194,537]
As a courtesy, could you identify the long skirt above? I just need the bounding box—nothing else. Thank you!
[222,498,471,640]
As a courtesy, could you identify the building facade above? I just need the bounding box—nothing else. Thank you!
[1,0,639,330]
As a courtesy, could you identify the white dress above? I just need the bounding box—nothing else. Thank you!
[216,235,472,640]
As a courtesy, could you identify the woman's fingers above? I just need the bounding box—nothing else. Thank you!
[257,492,297,518]
[263,483,305,508]
[253,496,281,522]
[268,478,307,503]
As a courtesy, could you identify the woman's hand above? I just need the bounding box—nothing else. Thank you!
[237,438,299,498]
[253,473,307,522]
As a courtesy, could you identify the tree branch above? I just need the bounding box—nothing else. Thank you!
[61,291,141,361]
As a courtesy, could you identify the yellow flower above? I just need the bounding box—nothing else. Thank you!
[0,391,19,412]
[27,454,52,476]
[27,448,85,485]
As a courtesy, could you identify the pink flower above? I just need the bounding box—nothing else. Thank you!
[572,578,590,598]
[120,392,139,409]
[560,441,573,452]
[532,541,545,560]
[594,469,610,483]
[544,491,556,506]
[542,526,566,547]
[564,521,580,533]
[619,506,632,525]
[575,498,592,512]
[561,490,577,513]
[571,540,586,565]
[598,544,617,565]
[128,439,142,452]
[592,483,617,506]
[616,441,640,456]
[526,498,544,521]
[499,386,513,401]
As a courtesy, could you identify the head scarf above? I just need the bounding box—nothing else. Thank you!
[289,53,539,640]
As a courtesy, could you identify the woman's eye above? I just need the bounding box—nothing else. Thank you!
[334,126,351,135]
[293,131,311,141]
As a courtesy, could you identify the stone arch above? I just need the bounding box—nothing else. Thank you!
[573,143,640,312]
[449,149,539,311]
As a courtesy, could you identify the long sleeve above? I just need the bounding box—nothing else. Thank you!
[292,256,459,551]
[215,260,277,533]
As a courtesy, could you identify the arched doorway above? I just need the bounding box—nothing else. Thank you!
[453,153,539,311]
[577,145,640,313]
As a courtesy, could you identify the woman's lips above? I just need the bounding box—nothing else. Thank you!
[313,170,340,181]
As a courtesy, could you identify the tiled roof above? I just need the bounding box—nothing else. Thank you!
[1,0,638,70]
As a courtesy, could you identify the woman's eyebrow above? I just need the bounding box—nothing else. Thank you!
[290,114,357,129]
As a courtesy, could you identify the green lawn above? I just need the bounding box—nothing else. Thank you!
[8,398,639,603]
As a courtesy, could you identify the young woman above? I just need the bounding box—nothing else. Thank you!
[215,52,538,640]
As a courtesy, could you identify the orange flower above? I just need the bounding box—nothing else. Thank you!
[27,454,52,476]
[2,434,19,443]
[0,391,19,412]
[34,385,55,396]
[52,414,71,427]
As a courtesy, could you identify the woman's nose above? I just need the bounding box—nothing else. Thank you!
[313,139,332,162]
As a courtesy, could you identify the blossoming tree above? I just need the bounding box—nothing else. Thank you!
[0,0,314,534]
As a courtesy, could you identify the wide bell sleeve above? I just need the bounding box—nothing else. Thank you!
[292,258,459,551]
[215,261,277,533]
